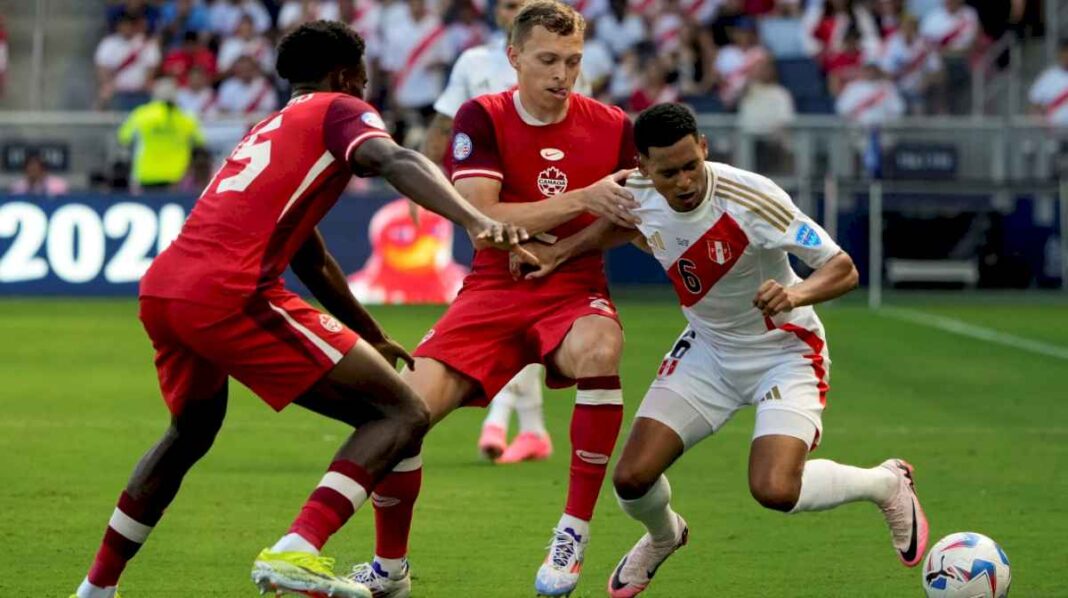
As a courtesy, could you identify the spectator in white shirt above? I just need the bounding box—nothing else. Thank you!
[881,14,942,114]
[919,0,979,56]
[381,0,455,144]
[207,0,272,37]
[713,18,771,108]
[739,60,796,136]
[9,152,69,196]
[95,12,162,110]
[836,59,905,126]
[217,13,275,76]
[1029,40,1068,128]
[216,55,279,117]
[595,0,646,57]
[277,0,342,33]
[176,64,219,118]
[920,0,978,114]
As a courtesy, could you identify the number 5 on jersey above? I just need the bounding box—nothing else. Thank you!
[216,114,283,193]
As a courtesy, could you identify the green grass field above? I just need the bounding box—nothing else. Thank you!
[2,295,1066,597]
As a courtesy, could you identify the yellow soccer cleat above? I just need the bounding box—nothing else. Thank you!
[251,549,372,598]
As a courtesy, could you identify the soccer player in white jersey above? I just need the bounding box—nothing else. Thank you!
[420,0,556,465]
[519,104,929,596]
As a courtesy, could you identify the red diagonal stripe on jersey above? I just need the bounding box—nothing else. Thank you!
[666,212,748,307]
[780,323,829,406]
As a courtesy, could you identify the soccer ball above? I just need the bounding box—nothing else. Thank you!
[922,532,1011,598]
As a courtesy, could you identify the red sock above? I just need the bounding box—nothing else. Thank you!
[289,460,374,550]
[87,491,164,587]
[373,455,423,559]
[565,376,624,521]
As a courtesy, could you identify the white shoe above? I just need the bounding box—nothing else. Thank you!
[347,560,412,598]
[607,514,688,597]
[878,459,929,567]
[534,527,588,597]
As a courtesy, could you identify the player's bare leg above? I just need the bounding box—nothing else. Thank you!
[74,385,228,598]
[750,416,928,567]
[253,339,431,598]
[607,415,689,597]
[348,357,474,597]
[496,364,553,464]
[536,314,625,597]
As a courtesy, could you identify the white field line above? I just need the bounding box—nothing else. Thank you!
[880,307,1068,361]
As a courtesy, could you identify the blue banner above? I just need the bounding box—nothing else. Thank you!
[0,192,668,296]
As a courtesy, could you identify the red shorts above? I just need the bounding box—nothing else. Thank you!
[412,278,621,406]
[139,287,359,415]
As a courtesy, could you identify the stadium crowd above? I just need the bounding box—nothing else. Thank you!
[94,0,1044,135]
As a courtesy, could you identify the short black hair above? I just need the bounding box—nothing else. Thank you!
[633,103,698,156]
[276,20,366,85]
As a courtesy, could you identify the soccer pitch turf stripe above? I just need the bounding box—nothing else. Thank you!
[880,307,1068,361]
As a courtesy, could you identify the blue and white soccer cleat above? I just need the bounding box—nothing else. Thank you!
[535,527,588,597]
[607,514,689,598]
[348,559,412,598]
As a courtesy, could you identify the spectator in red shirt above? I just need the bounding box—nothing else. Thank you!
[627,55,679,112]
[162,31,217,85]
[825,27,865,96]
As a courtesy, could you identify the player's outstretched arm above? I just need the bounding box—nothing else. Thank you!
[518,218,641,280]
[291,228,413,369]
[753,251,859,317]
[352,137,538,263]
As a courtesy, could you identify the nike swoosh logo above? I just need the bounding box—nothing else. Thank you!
[609,556,629,590]
[900,501,919,563]
[371,494,400,508]
[575,450,609,465]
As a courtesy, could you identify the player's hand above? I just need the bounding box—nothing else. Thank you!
[753,280,800,317]
[372,336,415,371]
[509,241,565,280]
[468,218,540,267]
[579,169,641,228]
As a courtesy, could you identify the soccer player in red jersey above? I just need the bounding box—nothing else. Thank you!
[350,2,640,596]
[71,22,532,598]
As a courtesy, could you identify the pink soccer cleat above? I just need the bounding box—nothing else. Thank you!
[478,424,507,461]
[878,459,929,567]
[607,514,688,597]
[496,431,553,464]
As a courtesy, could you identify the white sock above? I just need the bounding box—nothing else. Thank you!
[616,475,680,544]
[514,383,547,436]
[77,577,116,598]
[373,555,408,579]
[271,532,320,555]
[483,388,516,431]
[557,513,590,541]
[791,459,898,513]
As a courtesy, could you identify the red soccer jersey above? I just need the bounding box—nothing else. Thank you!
[140,92,392,306]
[445,90,637,283]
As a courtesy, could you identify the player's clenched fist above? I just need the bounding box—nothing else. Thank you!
[468,217,541,268]
[753,279,799,317]
[578,168,642,228]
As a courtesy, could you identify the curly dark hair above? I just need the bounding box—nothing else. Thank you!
[276,20,366,85]
[633,103,698,156]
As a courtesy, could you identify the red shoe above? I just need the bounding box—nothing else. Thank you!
[496,431,553,464]
[478,424,507,461]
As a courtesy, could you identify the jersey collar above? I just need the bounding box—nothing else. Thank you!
[512,90,567,127]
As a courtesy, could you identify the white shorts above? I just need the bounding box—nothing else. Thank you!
[635,326,830,450]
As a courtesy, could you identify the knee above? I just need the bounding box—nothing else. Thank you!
[613,463,659,500]
[167,421,221,460]
[749,474,801,512]
[392,398,432,451]
[574,339,623,376]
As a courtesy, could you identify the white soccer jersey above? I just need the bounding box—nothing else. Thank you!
[627,161,842,343]
[880,31,941,95]
[432,33,593,119]
[835,79,905,125]
[1029,67,1068,127]
[216,75,278,116]
[920,5,979,53]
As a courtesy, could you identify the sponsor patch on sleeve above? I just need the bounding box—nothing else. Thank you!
[452,133,473,161]
[795,223,822,247]
[360,111,387,130]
